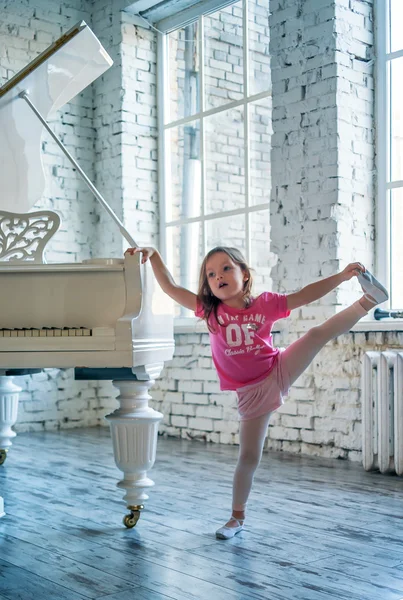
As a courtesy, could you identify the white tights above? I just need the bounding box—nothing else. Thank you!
[232,300,367,512]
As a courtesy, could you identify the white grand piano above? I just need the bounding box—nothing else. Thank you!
[0,22,174,527]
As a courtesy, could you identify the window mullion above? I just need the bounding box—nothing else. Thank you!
[243,0,250,263]
[165,202,270,227]
[386,48,403,60]
[199,14,206,256]
[157,32,168,260]
[164,89,271,130]
[387,180,403,189]
[375,0,389,302]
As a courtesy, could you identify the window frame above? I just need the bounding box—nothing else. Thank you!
[376,0,403,310]
[376,0,389,304]
[157,0,272,322]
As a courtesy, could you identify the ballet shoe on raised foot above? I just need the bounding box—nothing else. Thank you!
[358,270,389,305]
[215,516,244,540]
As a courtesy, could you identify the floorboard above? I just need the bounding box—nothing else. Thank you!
[1,427,403,599]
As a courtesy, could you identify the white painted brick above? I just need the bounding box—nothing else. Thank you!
[163,392,183,404]
[207,432,221,443]
[171,416,188,428]
[183,393,209,405]
[214,420,239,435]
[171,403,196,417]
[178,380,203,393]
[219,432,239,445]
[188,417,214,431]
[195,405,223,419]
[269,426,300,441]
[4,0,386,470]
[281,416,313,429]
[277,401,298,415]
[159,426,180,438]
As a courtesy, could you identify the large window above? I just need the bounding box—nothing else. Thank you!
[158,0,271,316]
[377,0,403,308]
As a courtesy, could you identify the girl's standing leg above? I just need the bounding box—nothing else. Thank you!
[282,298,368,387]
[232,411,273,511]
[216,411,272,538]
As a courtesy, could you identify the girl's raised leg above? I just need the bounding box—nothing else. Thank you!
[282,299,367,387]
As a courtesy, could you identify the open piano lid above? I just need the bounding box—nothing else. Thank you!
[0,21,113,213]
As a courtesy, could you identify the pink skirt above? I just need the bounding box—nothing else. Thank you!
[236,350,290,421]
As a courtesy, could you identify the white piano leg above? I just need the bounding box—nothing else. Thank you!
[0,375,22,465]
[106,369,163,528]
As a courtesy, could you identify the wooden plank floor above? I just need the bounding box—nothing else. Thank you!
[1,427,403,600]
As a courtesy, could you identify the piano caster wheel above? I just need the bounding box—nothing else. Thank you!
[123,505,143,529]
[0,449,7,465]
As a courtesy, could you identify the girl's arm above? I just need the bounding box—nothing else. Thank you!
[286,262,364,311]
[125,247,197,311]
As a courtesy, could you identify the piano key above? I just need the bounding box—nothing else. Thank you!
[92,327,114,337]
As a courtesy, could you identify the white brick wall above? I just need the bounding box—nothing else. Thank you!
[151,0,395,464]
[3,0,396,467]
[334,0,374,272]
[92,0,126,258]
[266,0,376,459]
[120,13,159,245]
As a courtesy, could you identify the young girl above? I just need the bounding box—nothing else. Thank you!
[125,245,388,539]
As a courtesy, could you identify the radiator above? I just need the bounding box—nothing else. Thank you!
[362,351,403,475]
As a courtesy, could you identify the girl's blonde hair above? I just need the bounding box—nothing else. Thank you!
[197,246,253,332]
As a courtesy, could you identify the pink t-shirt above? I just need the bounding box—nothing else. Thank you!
[195,292,290,390]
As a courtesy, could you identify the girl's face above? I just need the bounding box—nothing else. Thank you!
[205,252,248,307]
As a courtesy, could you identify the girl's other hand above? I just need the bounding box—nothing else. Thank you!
[125,247,156,264]
[341,262,366,281]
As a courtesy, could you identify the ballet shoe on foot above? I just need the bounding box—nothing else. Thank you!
[358,270,389,305]
[215,517,244,540]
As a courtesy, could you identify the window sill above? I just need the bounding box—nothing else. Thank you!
[351,319,403,332]
[174,317,403,335]
[174,317,206,334]
[173,317,282,334]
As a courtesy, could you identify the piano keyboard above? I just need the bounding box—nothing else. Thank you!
[0,326,115,354]
[0,328,92,338]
